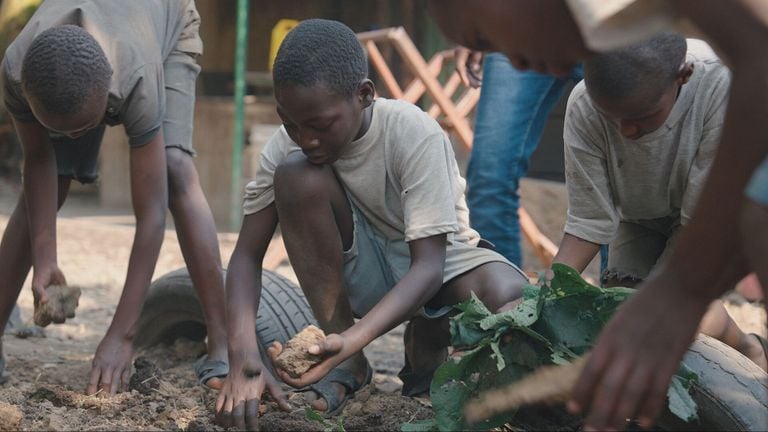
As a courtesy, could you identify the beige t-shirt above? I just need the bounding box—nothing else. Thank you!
[563,39,730,245]
[1,0,202,146]
[243,98,511,281]
[565,0,697,52]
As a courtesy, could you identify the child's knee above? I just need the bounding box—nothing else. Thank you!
[165,149,197,196]
[273,153,334,203]
[477,273,526,313]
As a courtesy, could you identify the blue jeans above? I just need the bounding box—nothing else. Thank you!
[466,53,584,266]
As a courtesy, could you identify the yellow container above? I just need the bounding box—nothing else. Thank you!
[269,19,299,72]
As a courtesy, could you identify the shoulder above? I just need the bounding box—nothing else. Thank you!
[686,39,731,101]
[566,81,601,124]
[373,98,445,136]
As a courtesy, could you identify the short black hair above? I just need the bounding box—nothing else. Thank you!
[273,19,367,97]
[584,32,687,103]
[21,25,112,116]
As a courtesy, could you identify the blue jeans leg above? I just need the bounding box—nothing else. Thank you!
[467,53,582,266]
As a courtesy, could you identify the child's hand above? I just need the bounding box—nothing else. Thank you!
[215,358,291,431]
[268,333,351,388]
[31,263,67,306]
[86,331,134,396]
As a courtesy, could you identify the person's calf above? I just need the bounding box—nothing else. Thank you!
[400,315,450,397]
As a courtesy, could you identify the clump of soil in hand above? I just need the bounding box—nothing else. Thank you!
[129,357,163,395]
[33,284,81,327]
[0,402,23,431]
[274,325,326,378]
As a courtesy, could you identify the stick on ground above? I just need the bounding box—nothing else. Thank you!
[464,355,589,424]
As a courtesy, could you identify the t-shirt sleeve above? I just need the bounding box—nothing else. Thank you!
[121,64,165,146]
[1,58,35,123]
[242,127,297,215]
[565,0,699,52]
[395,131,459,242]
[681,66,730,224]
[563,92,618,245]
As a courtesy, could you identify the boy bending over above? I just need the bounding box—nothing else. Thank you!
[214,19,527,430]
[554,33,766,370]
[0,1,228,393]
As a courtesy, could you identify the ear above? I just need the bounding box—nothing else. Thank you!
[356,79,376,108]
[677,61,694,85]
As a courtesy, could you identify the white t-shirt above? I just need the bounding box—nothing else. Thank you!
[563,39,730,245]
[243,98,511,281]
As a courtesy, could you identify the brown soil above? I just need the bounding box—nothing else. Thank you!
[33,284,81,327]
[0,179,764,431]
[273,325,326,379]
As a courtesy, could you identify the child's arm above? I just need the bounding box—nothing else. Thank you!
[13,118,67,304]
[273,233,447,389]
[552,233,601,273]
[215,205,289,430]
[86,131,168,395]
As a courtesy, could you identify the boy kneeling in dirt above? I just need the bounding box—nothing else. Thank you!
[214,19,527,429]
[553,33,767,371]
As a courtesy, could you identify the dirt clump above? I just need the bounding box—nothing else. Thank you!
[0,401,22,431]
[129,357,163,395]
[33,284,81,327]
[274,325,326,378]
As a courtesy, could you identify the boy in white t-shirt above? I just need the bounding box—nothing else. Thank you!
[213,19,528,430]
[427,1,768,429]
[554,32,765,371]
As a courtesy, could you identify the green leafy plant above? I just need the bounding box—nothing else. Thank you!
[305,407,346,432]
[409,263,698,431]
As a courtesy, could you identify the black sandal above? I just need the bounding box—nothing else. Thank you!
[303,361,373,418]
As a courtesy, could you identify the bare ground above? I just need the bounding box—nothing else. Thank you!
[0,178,764,431]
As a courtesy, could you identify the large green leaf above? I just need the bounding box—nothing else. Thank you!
[429,264,699,430]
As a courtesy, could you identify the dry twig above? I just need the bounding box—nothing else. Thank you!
[464,355,589,424]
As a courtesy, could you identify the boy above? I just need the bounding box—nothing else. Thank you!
[214,19,527,430]
[427,0,768,429]
[0,1,228,394]
[554,33,766,370]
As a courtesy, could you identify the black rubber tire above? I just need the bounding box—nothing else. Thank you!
[133,268,317,367]
[656,333,768,431]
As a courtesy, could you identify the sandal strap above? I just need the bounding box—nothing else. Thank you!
[305,361,373,418]
[194,354,229,387]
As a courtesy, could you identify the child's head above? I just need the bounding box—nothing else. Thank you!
[584,32,690,140]
[272,19,374,165]
[426,0,591,77]
[21,25,112,138]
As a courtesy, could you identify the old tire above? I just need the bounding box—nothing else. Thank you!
[133,268,317,367]
[656,333,768,431]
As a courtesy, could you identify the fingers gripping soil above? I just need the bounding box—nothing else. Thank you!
[273,325,326,378]
[33,284,81,327]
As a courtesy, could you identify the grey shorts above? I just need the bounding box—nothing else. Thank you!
[602,216,681,284]
[342,203,453,320]
[51,2,202,184]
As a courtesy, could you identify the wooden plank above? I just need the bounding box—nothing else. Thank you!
[365,40,404,99]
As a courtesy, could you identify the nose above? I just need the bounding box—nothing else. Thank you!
[300,134,320,150]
